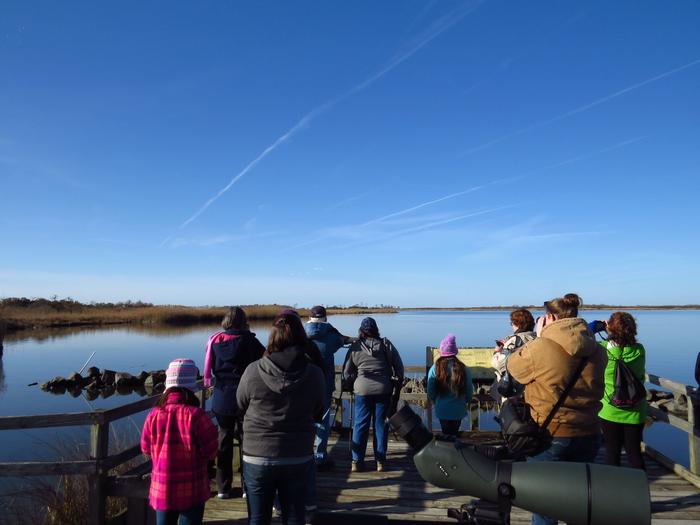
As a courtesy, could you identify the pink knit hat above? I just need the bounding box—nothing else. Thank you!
[439,334,457,357]
[165,358,199,391]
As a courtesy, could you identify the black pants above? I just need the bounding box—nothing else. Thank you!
[439,419,461,437]
[215,413,243,494]
[601,418,645,469]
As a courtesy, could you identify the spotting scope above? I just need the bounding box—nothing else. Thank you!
[389,405,650,525]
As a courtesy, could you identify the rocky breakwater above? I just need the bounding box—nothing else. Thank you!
[40,367,202,400]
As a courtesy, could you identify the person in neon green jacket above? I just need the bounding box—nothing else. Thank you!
[596,312,646,469]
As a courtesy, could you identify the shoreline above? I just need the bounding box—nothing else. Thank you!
[2,299,698,335]
[401,305,700,311]
[0,303,398,334]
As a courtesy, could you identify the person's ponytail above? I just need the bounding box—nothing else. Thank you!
[544,293,582,319]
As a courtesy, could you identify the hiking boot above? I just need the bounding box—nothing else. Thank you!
[376,461,385,472]
[351,461,364,472]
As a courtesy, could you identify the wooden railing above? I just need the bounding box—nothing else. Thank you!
[0,384,207,524]
[2,367,700,522]
[644,373,700,488]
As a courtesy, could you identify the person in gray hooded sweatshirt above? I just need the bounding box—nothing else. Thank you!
[237,310,325,525]
[343,317,404,472]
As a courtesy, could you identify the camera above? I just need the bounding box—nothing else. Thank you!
[589,320,607,334]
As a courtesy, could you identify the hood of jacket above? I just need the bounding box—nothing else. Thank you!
[360,337,384,356]
[540,318,598,357]
[258,345,310,394]
[306,321,333,340]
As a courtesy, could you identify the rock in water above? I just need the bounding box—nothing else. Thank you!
[115,372,136,387]
[100,369,116,385]
[67,372,84,387]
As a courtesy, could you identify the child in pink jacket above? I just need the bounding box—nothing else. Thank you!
[141,358,218,525]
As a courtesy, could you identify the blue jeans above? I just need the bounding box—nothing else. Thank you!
[529,434,601,525]
[155,503,205,525]
[243,460,312,525]
[352,394,390,463]
[314,391,334,461]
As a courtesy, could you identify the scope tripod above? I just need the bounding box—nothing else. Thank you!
[448,498,510,525]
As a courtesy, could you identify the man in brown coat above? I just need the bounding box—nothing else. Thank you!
[507,293,605,525]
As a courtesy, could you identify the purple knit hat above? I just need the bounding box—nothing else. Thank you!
[165,358,199,391]
[439,334,458,357]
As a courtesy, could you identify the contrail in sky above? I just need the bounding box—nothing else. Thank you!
[170,1,482,237]
[324,205,513,253]
[357,135,642,228]
[285,181,488,251]
[501,135,647,184]
[460,57,700,157]
[361,185,485,226]
[284,134,643,252]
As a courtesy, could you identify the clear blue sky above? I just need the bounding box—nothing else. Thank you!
[1,1,699,307]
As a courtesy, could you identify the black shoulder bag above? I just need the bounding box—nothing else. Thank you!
[382,338,403,418]
[497,354,590,457]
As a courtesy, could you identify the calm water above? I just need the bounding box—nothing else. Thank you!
[1,310,698,467]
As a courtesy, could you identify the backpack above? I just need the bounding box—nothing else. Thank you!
[341,338,401,396]
[494,333,534,399]
[609,344,646,408]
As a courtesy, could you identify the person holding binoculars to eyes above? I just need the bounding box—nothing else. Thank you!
[589,312,647,470]
[507,293,606,525]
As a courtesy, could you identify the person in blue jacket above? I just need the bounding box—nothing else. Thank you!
[427,334,473,436]
[305,305,354,468]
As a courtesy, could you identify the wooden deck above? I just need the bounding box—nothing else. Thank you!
[204,433,700,524]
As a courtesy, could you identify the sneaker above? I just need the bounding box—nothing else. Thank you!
[351,461,363,472]
[376,461,385,472]
[216,492,230,499]
[242,490,247,499]
[273,505,281,517]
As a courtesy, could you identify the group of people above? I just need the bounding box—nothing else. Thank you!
[141,306,403,525]
[140,294,648,525]
[490,294,647,525]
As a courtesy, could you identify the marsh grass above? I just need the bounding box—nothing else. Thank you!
[1,427,144,525]
[0,298,398,333]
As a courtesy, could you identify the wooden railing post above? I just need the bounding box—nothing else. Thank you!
[88,420,109,525]
[198,387,207,412]
[470,402,479,431]
[688,391,700,475]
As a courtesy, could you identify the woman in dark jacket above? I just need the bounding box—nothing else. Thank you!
[237,310,325,525]
[343,317,404,472]
[203,307,265,498]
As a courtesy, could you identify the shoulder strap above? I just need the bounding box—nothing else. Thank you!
[541,354,591,431]
[382,337,394,373]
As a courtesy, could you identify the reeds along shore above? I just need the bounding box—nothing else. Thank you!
[0,298,398,333]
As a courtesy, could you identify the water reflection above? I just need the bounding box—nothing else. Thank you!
[0,355,5,394]
[4,322,225,344]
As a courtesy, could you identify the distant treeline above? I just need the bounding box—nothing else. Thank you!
[0,297,398,333]
[402,304,700,311]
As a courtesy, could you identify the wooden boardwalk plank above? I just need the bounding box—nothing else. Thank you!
[204,434,700,523]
